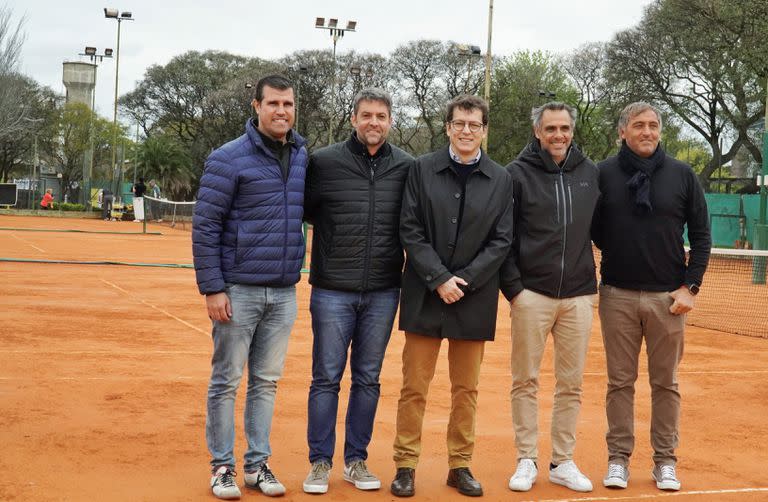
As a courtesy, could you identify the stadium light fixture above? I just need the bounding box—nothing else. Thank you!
[104,6,135,197]
[78,46,113,208]
[455,43,483,93]
[315,16,357,145]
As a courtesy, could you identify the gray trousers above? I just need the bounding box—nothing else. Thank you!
[599,284,685,468]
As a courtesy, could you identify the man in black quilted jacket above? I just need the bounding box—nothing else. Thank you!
[302,88,413,495]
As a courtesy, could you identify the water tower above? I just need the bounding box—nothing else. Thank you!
[62,61,96,107]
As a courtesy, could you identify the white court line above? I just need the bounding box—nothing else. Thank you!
[101,279,209,336]
[0,349,208,355]
[0,376,202,381]
[524,487,768,502]
[479,369,768,377]
[9,233,45,253]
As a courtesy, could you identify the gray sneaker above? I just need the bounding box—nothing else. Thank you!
[652,464,681,491]
[343,460,381,490]
[244,463,285,497]
[303,461,331,494]
[603,463,629,489]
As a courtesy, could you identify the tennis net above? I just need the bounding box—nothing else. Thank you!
[594,247,768,338]
[143,196,195,231]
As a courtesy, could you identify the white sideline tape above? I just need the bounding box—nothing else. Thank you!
[0,376,202,381]
[9,233,45,252]
[101,279,209,336]
[0,350,208,355]
[525,487,768,502]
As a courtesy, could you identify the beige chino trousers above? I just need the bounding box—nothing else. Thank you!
[510,289,595,464]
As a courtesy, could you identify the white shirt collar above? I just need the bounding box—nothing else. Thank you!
[448,145,482,165]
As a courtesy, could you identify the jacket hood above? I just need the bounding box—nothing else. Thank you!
[515,139,586,174]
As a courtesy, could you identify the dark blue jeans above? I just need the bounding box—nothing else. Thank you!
[307,286,400,465]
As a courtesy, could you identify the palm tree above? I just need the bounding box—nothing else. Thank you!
[139,132,194,200]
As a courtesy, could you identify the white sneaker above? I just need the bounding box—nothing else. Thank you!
[603,463,629,488]
[244,463,286,496]
[508,459,538,491]
[343,459,381,490]
[652,464,681,491]
[210,466,241,500]
[549,460,593,492]
[303,461,331,494]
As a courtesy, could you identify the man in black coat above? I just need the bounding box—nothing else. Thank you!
[501,102,599,493]
[390,95,514,498]
[302,88,413,495]
[593,102,710,492]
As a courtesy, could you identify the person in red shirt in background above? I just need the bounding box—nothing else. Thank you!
[40,189,54,210]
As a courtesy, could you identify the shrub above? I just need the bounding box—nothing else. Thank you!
[58,202,85,211]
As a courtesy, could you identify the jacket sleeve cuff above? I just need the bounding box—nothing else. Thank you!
[426,270,452,292]
[501,281,524,302]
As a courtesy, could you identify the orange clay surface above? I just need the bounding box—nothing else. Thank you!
[1,214,767,501]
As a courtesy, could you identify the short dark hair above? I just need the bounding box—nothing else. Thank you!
[253,74,293,101]
[353,87,392,116]
[445,94,489,125]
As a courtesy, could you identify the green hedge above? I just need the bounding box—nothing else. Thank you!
[57,202,86,211]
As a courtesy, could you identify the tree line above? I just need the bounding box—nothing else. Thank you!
[2,0,766,201]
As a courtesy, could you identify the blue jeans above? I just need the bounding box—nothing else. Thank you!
[206,284,296,472]
[307,286,400,465]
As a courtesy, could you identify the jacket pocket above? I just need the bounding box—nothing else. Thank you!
[234,227,242,265]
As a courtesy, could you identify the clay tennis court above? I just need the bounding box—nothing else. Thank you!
[1,214,767,501]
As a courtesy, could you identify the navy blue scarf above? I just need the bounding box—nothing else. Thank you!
[618,141,665,214]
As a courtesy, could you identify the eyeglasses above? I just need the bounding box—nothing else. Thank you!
[448,120,484,133]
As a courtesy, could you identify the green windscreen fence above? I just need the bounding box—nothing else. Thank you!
[704,193,765,248]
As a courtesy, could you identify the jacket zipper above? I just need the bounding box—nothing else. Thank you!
[363,158,376,291]
[281,147,292,283]
[556,170,567,297]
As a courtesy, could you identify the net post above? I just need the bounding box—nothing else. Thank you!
[752,223,768,284]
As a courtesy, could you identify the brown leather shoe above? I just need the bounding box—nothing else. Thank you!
[447,467,483,497]
[391,467,415,497]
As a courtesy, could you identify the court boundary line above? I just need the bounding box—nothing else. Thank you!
[9,233,45,253]
[523,486,768,501]
[101,279,208,335]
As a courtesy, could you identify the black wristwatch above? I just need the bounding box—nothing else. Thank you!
[686,283,700,295]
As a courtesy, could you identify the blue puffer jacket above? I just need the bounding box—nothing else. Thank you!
[192,119,307,295]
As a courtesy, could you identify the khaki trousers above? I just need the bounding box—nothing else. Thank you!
[599,284,685,467]
[393,332,485,469]
[510,289,595,464]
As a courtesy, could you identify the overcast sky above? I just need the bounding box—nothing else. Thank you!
[16,0,653,119]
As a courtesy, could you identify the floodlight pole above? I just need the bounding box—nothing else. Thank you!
[315,18,356,145]
[79,47,113,209]
[482,0,494,151]
[104,8,134,201]
[760,76,768,228]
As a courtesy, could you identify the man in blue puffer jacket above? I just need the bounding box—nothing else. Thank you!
[192,74,307,500]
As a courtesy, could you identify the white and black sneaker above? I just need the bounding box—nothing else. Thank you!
[211,465,241,500]
[245,463,286,497]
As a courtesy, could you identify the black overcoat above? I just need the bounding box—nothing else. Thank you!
[398,146,514,340]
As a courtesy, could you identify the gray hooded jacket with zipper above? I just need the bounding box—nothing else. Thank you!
[500,140,600,301]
